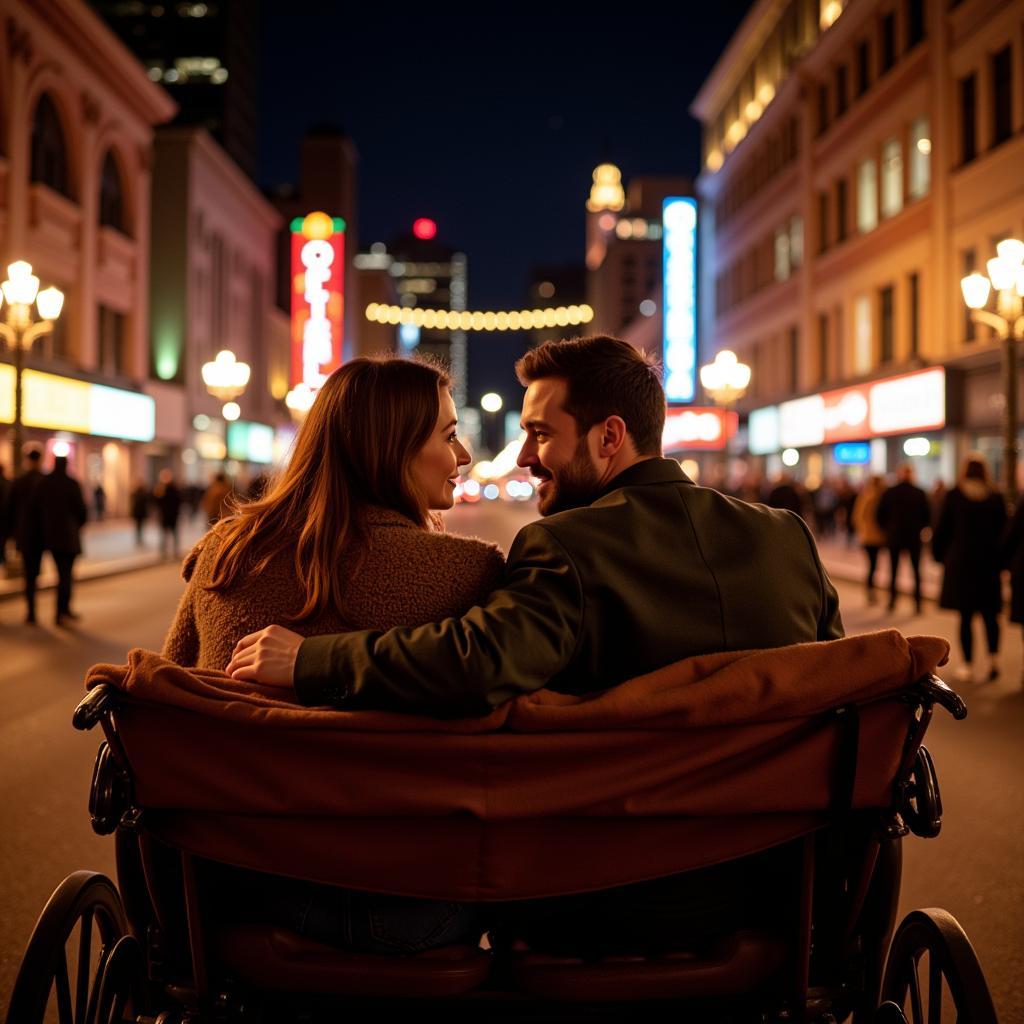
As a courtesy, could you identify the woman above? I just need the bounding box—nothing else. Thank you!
[162,356,504,953]
[851,476,887,604]
[932,455,1006,683]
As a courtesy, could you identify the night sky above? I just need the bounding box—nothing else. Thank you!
[257,2,755,404]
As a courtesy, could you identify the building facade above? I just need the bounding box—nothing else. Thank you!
[692,0,1024,489]
[148,126,288,485]
[0,0,175,512]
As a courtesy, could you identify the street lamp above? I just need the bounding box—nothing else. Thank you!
[285,382,317,424]
[201,349,250,463]
[960,237,1024,501]
[0,261,65,460]
[700,349,752,407]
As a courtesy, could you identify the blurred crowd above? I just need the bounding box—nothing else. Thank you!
[723,453,1023,684]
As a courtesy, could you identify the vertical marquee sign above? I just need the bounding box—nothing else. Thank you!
[662,197,698,404]
[290,211,346,390]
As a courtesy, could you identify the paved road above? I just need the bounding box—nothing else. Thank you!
[1,501,1021,1019]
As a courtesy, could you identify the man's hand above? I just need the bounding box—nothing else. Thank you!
[227,625,304,687]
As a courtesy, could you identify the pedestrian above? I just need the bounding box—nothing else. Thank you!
[4,445,46,623]
[766,473,805,518]
[1002,497,1024,686]
[201,472,233,525]
[851,475,887,604]
[92,482,106,521]
[130,481,150,547]
[932,455,1006,683]
[39,454,88,625]
[152,469,183,560]
[876,464,930,613]
[836,478,858,546]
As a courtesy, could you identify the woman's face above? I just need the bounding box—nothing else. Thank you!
[409,388,471,510]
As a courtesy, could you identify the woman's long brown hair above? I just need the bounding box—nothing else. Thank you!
[207,356,451,623]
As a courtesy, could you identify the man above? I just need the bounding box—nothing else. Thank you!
[39,454,88,625]
[876,464,930,614]
[5,445,45,624]
[228,334,843,953]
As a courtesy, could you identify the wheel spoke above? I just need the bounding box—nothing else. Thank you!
[927,952,943,1024]
[909,953,925,1024]
[75,909,94,1024]
[54,947,74,1023]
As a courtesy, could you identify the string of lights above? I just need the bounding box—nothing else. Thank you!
[364,302,594,332]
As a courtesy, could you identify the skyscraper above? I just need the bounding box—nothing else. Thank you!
[90,0,258,178]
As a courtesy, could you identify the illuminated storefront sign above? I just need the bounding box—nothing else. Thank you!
[834,442,871,465]
[748,406,780,455]
[227,420,275,464]
[290,211,346,390]
[662,407,736,451]
[754,368,947,452]
[0,365,155,441]
[662,197,698,403]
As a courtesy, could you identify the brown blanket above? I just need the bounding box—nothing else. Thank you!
[84,631,950,897]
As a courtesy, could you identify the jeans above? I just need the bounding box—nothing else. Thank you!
[888,544,922,605]
[53,552,76,615]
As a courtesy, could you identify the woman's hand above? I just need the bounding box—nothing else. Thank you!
[227,625,304,687]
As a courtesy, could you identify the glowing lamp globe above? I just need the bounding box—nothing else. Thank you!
[960,273,991,310]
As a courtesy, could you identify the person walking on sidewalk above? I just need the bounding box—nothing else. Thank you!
[876,464,930,613]
[0,461,10,571]
[39,454,88,626]
[130,481,150,547]
[932,454,1006,684]
[153,469,183,560]
[4,445,45,623]
[1002,496,1024,686]
[851,475,887,603]
[202,472,233,525]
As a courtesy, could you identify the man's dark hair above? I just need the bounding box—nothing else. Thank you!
[24,446,42,464]
[515,335,665,455]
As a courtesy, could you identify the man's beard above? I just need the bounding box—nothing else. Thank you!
[536,436,602,516]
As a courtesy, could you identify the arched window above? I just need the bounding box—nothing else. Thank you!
[31,93,71,197]
[99,151,126,233]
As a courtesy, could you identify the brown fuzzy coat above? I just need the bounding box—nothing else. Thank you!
[162,507,505,671]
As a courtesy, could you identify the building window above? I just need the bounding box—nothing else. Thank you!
[837,178,849,242]
[879,285,895,362]
[881,138,903,218]
[909,272,920,358]
[963,249,976,342]
[775,226,792,281]
[835,64,849,116]
[99,151,126,233]
[857,157,878,233]
[856,40,871,96]
[834,305,844,379]
[854,294,873,372]
[906,0,925,47]
[30,93,70,198]
[790,215,804,268]
[959,73,977,164]
[818,312,830,383]
[908,116,931,198]
[817,83,830,135]
[991,47,1012,147]
[818,191,830,253]
[98,305,126,376]
[789,326,799,394]
[880,12,897,73]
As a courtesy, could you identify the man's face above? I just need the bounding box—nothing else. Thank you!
[517,378,602,516]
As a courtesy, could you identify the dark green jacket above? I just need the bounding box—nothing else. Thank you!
[295,459,843,714]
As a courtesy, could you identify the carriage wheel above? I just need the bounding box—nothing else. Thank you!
[4,871,140,1024]
[877,909,997,1023]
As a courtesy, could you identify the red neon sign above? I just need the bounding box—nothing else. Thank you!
[412,217,437,240]
[290,211,345,389]
[662,407,738,451]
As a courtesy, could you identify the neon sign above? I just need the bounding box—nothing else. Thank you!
[662,407,737,451]
[290,211,346,389]
[662,197,698,403]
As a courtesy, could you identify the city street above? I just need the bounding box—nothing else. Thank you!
[1,500,1022,1020]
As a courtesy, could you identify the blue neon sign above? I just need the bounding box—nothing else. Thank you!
[662,197,698,403]
[834,442,871,465]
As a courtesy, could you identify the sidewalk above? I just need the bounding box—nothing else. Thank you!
[1,512,943,604]
[0,516,208,602]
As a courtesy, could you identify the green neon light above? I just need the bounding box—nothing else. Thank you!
[332,217,346,232]
[290,217,304,233]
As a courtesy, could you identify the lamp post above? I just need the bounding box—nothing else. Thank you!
[285,382,317,424]
[960,237,1024,502]
[699,350,751,486]
[201,349,250,464]
[0,261,65,461]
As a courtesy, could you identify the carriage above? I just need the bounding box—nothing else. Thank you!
[4,633,998,1023]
